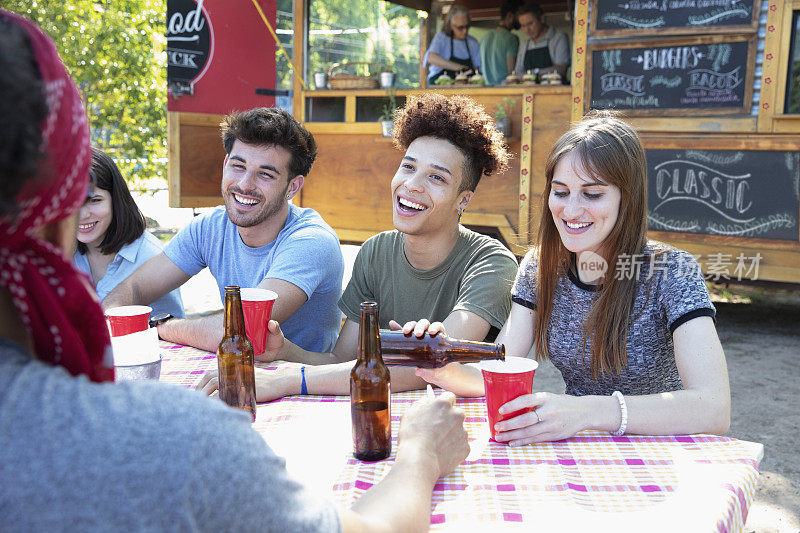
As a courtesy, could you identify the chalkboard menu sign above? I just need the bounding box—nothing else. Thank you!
[591,0,760,37]
[587,36,755,116]
[647,149,799,240]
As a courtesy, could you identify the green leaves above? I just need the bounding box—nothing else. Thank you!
[6,0,167,190]
[494,97,516,120]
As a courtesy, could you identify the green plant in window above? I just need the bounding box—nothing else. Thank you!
[380,88,398,122]
[494,97,516,120]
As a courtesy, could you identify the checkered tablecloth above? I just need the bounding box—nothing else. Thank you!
[159,342,763,532]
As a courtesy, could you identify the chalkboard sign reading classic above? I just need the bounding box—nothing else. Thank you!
[591,0,760,37]
[647,149,799,240]
[587,36,755,116]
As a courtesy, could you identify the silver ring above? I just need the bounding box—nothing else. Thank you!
[534,410,541,423]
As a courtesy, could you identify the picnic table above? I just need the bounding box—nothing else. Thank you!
[159,342,763,532]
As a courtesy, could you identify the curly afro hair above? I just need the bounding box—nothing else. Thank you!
[392,93,509,192]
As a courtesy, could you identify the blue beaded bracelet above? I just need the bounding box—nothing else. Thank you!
[300,365,308,395]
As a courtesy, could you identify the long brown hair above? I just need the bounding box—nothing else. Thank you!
[534,112,648,378]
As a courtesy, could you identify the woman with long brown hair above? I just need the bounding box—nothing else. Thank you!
[416,112,730,443]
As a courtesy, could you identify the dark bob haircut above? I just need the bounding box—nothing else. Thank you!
[76,148,145,255]
[0,18,48,217]
[220,107,318,179]
[392,93,509,192]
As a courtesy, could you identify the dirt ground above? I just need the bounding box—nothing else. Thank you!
[715,288,800,532]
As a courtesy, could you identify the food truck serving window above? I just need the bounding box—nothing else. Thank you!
[784,10,800,113]
[306,0,422,89]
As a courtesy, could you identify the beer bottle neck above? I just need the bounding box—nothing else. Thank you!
[358,309,381,361]
[438,337,504,362]
[223,290,246,337]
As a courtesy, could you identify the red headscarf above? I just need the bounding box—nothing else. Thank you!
[0,11,113,382]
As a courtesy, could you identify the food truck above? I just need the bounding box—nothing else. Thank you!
[166,0,800,284]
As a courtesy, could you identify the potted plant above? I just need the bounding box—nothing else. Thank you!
[380,88,398,137]
[494,97,516,138]
[379,66,395,89]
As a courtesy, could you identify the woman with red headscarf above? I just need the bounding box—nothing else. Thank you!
[0,14,469,531]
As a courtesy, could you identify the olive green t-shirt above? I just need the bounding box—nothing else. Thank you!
[339,228,518,340]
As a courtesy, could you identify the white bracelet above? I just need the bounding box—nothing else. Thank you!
[611,391,628,436]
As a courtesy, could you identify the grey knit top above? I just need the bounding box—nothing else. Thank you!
[511,241,716,396]
[0,339,340,532]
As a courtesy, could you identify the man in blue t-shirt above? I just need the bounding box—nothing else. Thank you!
[103,108,344,354]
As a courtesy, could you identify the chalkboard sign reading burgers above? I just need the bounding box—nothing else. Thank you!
[587,35,755,116]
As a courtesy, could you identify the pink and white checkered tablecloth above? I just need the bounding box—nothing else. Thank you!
[159,342,763,532]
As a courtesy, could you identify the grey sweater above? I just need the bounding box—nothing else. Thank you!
[512,241,716,396]
[0,339,340,532]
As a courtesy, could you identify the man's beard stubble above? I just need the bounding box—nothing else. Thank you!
[224,183,289,229]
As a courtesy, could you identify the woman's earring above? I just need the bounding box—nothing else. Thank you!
[458,208,464,221]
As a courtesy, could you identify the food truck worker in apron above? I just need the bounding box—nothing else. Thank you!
[424,5,481,84]
[514,3,570,83]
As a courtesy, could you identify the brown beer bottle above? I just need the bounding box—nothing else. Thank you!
[217,286,257,421]
[380,330,505,368]
[350,302,391,461]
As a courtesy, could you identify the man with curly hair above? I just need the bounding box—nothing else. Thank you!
[199,93,519,400]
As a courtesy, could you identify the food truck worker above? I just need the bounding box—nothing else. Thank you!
[514,3,570,82]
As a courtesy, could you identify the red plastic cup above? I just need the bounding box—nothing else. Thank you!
[105,305,153,337]
[480,357,539,441]
[240,288,278,357]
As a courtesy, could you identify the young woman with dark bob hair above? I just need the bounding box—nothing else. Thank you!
[73,148,184,317]
[417,112,731,443]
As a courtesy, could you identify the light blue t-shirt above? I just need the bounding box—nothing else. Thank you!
[74,231,185,318]
[164,204,344,353]
[424,31,481,79]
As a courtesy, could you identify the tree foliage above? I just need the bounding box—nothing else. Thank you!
[5,0,167,189]
[5,0,425,188]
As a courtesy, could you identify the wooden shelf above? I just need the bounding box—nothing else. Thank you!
[303,86,571,97]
